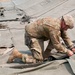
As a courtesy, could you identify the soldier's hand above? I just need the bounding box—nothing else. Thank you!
[66,50,74,57]
[71,48,75,53]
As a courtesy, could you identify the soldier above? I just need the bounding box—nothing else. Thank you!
[7,14,75,63]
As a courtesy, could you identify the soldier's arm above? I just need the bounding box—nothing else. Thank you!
[61,30,74,50]
[49,31,68,53]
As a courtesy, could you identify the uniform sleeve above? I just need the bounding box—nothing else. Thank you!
[49,31,68,53]
[61,30,74,49]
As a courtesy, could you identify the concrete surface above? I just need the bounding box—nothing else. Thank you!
[0,0,75,75]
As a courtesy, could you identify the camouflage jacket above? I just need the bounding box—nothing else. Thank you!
[25,17,74,52]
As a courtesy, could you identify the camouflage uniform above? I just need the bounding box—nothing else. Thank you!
[23,17,74,62]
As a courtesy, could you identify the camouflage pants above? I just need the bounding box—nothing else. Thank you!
[24,32,44,61]
[24,31,55,63]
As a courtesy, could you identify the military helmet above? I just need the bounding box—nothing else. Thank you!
[62,14,74,29]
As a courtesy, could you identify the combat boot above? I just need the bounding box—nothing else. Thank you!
[7,48,22,63]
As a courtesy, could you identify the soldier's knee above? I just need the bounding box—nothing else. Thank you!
[31,49,43,61]
[39,57,43,61]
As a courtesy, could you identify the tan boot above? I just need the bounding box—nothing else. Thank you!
[22,54,36,64]
[7,48,22,63]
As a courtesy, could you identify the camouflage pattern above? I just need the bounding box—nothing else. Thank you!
[25,17,74,60]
